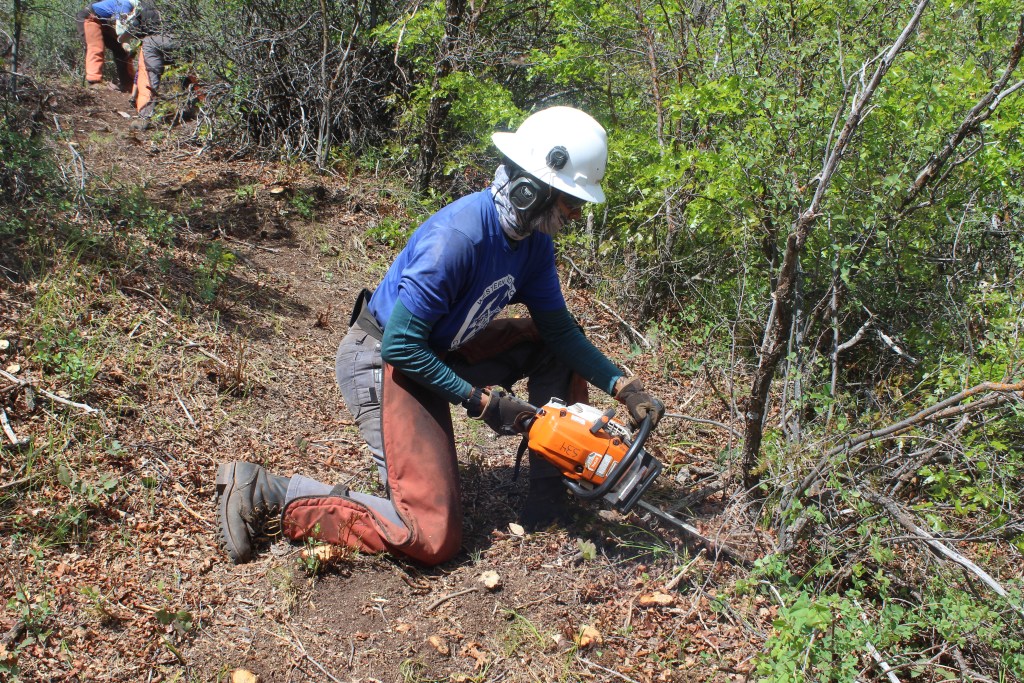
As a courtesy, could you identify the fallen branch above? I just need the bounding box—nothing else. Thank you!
[0,368,100,415]
[665,412,742,440]
[593,299,652,350]
[861,489,1024,618]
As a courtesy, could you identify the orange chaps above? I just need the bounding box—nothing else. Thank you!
[281,318,588,565]
[283,363,463,564]
[78,13,134,90]
[134,50,152,115]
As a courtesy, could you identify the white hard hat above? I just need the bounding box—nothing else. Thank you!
[492,106,607,204]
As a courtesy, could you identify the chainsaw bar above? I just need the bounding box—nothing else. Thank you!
[634,499,750,565]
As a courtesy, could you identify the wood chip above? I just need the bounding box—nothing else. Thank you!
[301,543,341,563]
[576,625,602,648]
[427,635,449,655]
[478,570,501,590]
[638,592,675,607]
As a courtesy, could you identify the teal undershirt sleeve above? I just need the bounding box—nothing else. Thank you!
[530,307,622,396]
[380,298,473,404]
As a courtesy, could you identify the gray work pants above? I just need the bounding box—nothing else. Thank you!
[139,34,176,117]
[334,322,571,485]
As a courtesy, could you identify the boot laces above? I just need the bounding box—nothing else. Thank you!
[242,502,282,537]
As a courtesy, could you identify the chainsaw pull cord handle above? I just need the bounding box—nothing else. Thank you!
[564,415,653,501]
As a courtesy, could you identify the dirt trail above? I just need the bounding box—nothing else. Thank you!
[5,84,768,682]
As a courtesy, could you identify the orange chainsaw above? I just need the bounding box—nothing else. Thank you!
[515,398,738,558]
[519,399,661,513]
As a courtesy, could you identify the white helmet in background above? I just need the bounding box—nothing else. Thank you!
[492,106,607,204]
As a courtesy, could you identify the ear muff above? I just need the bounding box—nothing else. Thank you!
[508,175,543,212]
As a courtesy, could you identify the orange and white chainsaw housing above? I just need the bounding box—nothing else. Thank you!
[526,400,662,512]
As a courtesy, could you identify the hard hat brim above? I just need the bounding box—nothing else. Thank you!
[492,132,606,204]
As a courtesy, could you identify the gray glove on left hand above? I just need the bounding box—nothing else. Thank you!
[615,378,665,427]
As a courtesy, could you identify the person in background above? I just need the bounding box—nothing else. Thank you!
[215,106,666,566]
[75,0,135,91]
[115,0,176,130]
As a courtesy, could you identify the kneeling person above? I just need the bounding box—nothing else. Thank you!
[217,106,665,565]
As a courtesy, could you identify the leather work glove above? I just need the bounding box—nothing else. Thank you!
[615,378,666,427]
[465,388,536,436]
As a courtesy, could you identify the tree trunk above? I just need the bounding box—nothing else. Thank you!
[739,0,931,491]
[11,0,23,97]
[417,0,467,193]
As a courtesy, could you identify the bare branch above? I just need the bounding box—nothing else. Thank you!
[785,380,1024,511]
[902,14,1024,210]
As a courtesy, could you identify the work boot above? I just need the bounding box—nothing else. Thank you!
[519,476,574,531]
[216,462,290,563]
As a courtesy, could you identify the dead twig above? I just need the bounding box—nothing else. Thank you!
[577,655,644,683]
[665,412,742,440]
[0,368,100,415]
[172,387,197,428]
[1,406,26,446]
[593,299,652,349]
[425,586,481,612]
[664,548,705,591]
[225,235,281,253]
[0,475,38,491]
[286,628,345,683]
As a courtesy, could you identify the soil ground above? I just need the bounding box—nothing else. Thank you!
[1,83,773,682]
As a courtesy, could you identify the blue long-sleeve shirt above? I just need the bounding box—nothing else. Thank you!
[372,190,621,403]
[91,0,134,18]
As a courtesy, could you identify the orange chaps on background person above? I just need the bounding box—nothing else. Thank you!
[76,11,134,90]
[133,50,152,115]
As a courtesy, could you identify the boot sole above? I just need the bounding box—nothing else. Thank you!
[216,462,252,563]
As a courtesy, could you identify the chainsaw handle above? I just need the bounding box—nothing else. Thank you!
[564,415,653,501]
